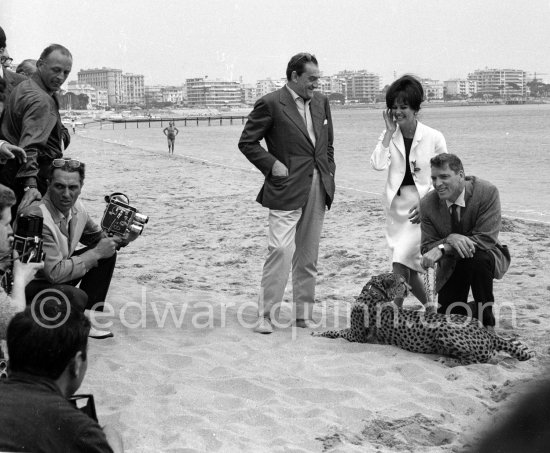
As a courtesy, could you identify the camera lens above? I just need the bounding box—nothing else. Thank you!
[134,213,148,224]
[129,224,143,235]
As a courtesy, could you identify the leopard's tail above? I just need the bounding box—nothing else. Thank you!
[495,336,534,361]
[311,329,349,339]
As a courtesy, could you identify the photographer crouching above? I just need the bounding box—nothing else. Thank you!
[21,157,139,339]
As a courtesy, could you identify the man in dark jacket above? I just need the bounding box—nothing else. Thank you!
[420,154,510,327]
[0,43,72,212]
[238,52,335,333]
[0,299,123,452]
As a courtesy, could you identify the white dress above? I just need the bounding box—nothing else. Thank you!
[371,122,447,272]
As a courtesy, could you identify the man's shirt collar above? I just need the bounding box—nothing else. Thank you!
[446,188,466,209]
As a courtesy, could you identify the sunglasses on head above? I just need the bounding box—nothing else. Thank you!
[52,158,83,169]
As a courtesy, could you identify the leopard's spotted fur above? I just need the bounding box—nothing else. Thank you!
[313,273,534,365]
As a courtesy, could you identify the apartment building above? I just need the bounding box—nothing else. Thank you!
[78,67,145,106]
[121,73,145,106]
[66,81,108,108]
[467,68,526,97]
[255,78,285,98]
[77,68,123,106]
[444,79,478,97]
[420,78,444,100]
[336,70,380,102]
[186,78,242,107]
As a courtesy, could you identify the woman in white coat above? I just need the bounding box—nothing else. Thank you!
[371,75,447,307]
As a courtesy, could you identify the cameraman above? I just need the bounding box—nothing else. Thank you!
[0,298,124,452]
[21,158,123,339]
[0,183,43,340]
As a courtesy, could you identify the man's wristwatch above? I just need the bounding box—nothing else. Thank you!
[438,244,446,256]
[23,186,37,192]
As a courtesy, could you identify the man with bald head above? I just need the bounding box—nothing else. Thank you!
[0,43,72,212]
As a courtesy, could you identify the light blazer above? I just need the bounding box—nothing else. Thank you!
[371,121,447,209]
[21,194,104,284]
[420,176,510,292]
[238,87,335,210]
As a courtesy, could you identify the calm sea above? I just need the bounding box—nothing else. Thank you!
[82,103,550,223]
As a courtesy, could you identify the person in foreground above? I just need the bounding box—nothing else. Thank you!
[0,76,27,167]
[0,183,43,340]
[21,158,123,339]
[420,154,510,327]
[238,52,335,333]
[370,75,447,310]
[0,26,27,100]
[0,299,124,452]
[163,121,179,154]
[0,43,72,212]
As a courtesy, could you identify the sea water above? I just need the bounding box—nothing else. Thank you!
[81,103,550,223]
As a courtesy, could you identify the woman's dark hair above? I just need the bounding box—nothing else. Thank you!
[286,53,318,81]
[7,297,90,380]
[386,75,424,111]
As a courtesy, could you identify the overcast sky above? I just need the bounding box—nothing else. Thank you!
[2,0,549,86]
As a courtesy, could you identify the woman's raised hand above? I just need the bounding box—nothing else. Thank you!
[383,109,396,134]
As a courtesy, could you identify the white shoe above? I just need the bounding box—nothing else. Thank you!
[89,326,114,339]
[254,317,273,334]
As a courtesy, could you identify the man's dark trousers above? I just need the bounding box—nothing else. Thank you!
[25,250,117,312]
[437,249,496,327]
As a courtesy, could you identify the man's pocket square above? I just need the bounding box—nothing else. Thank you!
[323,119,328,125]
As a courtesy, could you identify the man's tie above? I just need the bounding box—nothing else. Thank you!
[450,204,462,234]
[60,218,70,238]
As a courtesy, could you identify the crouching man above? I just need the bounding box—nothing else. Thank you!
[0,298,123,452]
[420,154,510,328]
[21,158,123,339]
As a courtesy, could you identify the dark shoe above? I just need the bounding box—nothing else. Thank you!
[254,317,273,334]
[89,327,114,339]
[295,319,317,328]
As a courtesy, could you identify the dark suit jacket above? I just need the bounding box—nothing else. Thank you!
[420,176,510,291]
[238,86,335,210]
[1,67,27,101]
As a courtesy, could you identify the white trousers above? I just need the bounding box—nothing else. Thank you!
[257,169,326,320]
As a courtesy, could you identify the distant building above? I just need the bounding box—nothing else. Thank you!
[467,68,527,97]
[336,70,380,102]
[256,78,285,98]
[121,73,145,106]
[186,78,242,107]
[241,83,257,105]
[420,78,444,100]
[444,78,477,97]
[66,81,108,108]
[77,68,123,106]
[144,85,164,105]
[78,67,145,106]
[162,85,185,104]
[317,76,347,97]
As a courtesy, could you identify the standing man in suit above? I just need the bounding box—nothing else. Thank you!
[420,154,510,328]
[238,52,335,334]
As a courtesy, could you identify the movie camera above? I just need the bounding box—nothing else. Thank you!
[100,192,148,241]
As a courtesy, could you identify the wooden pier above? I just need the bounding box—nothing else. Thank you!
[86,116,248,129]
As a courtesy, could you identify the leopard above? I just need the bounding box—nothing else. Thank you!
[312,272,534,365]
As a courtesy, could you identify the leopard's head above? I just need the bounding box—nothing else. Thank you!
[361,272,409,302]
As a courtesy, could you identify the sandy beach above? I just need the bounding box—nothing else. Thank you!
[65,129,550,453]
